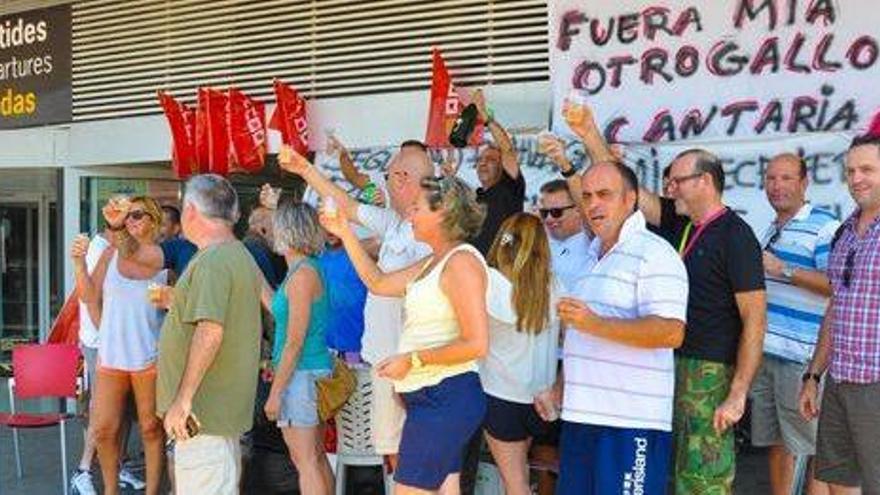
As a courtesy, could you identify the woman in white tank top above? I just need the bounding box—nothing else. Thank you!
[480,213,561,495]
[71,195,167,495]
[320,174,491,493]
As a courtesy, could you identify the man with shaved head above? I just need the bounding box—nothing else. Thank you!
[278,141,433,476]
[554,161,688,495]
[752,153,837,495]
[566,105,767,494]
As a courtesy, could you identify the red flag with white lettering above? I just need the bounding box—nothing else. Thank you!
[268,79,310,155]
[157,91,197,179]
[425,48,483,148]
[228,87,267,173]
[194,88,231,176]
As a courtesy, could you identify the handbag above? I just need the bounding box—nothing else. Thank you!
[315,357,356,422]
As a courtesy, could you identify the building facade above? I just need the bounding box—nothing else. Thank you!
[0,0,550,357]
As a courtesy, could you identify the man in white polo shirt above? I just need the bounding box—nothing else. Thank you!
[539,179,591,292]
[556,161,689,495]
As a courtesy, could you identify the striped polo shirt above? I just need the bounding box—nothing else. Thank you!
[562,211,689,432]
[761,203,839,364]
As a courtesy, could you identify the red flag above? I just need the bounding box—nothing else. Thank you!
[268,79,310,155]
[425,48,483,148]
[47,290,80,345]
[158,91,197,179]
[194,88,231,176]
[227,87,267,173]
[868,110,880,138]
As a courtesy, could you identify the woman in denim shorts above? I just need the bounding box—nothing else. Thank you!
[263,200,334,495]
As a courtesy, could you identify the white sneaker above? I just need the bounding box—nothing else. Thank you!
[118,466,146,490]
[70,469,98,495]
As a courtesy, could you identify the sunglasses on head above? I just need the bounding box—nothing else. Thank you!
[843,249,856,288]
[539,205,575,219]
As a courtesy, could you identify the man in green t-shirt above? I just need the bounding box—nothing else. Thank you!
[156,174,262,494]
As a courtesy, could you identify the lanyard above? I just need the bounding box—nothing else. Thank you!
[676,222,693,254]
[679,207,727,259]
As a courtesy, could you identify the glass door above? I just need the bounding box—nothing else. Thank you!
[0,203,40,346]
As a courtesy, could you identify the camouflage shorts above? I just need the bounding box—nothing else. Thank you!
[672,355,735,495]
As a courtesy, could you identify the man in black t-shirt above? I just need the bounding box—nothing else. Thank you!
[566,104,766,494]
[466,89,525,255]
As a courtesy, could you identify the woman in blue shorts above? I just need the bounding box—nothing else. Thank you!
[321,175,490,494]
[263,200,335,495]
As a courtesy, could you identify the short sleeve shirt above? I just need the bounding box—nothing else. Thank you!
[563,211,689,432]
[761,204,838,363]
[157,241,263,437]
[356,204,432,364]
[655,198,692,249]
[160,236,198,276]
[826,212,880,383]
[471,171,526,255]
[660,204,765,364]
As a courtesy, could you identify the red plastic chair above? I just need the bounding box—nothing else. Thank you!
[0,343,80,495]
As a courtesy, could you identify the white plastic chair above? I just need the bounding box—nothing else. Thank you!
[334,365,393,495]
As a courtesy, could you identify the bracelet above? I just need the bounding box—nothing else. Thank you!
[560,166,578,178]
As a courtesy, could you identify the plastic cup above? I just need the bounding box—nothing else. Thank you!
[323,196,338,219]
[147,282,163,304]
[567,88,589,108]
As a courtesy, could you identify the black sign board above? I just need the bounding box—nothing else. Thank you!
[0,4,71,129]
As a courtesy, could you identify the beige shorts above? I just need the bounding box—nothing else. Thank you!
[750,356,818,455]
[370,366,406,455]
[174,434,241,495]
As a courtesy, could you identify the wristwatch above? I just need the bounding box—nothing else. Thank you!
[560,166,578,178]
[801,372,822,384]
[782,264,795,281]
[410,351,424,370]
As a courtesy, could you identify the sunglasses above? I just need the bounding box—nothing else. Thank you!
[127,210,149,221]
[843,249,856,288]
[539,205,576,219]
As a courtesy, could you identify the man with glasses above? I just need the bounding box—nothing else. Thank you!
[539,179,591,292]
[566,105,766,494]
[752,153,837,495]
[799,135,880,495]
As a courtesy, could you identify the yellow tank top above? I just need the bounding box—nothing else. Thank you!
[395,244,487,393]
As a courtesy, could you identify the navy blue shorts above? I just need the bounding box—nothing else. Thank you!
[558,421,672,495]
[395,372,486,490]
[484,394,554,442]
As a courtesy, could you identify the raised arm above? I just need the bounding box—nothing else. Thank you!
[278,146,362,222]
[565,102,663,226]
[473,89,520,179]
[331,136,371,190]
[319,206,425,297]
[540,134,583,210]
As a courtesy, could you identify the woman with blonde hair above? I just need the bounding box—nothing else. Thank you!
[481,213,560,495]
[70,195,168,495]
[318,164,490,494]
